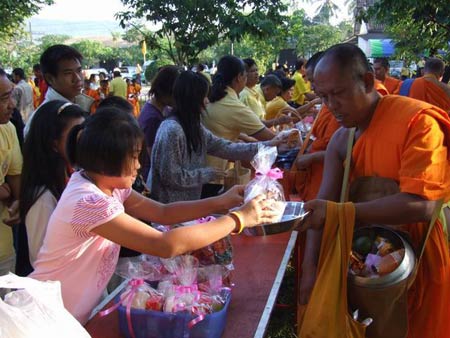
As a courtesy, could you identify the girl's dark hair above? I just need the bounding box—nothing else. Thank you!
[209,55,245,103]
[149,65,180,100]
[20,101,87,221]
[66,106,143,176]
[172,71,209,157]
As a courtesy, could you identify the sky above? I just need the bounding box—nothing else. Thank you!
[33,0,126,22]
[30,0,351,37]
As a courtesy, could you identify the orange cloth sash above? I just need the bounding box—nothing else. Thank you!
[298,202,366,338]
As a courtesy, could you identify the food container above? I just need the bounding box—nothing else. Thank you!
[116,289,231,338]
[243,201,309,236]
[349,226,415,287]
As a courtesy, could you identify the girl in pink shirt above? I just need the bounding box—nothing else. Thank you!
[30,107,279,324]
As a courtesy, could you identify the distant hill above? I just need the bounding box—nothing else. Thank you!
[25,18,124,40]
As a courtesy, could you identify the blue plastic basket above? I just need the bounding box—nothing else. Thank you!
[115,290,231,338]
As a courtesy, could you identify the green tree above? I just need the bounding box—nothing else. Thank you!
[362,0,450,58]
[38,34,70,52]
[0,0,54,40]
[117,0,287,65]
[70,40,112,68]
[312,0,340,24]
[0,29,39,73]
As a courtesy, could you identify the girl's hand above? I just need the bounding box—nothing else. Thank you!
[237,194,282,228]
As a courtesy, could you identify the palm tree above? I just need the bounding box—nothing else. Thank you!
[312,0,340,24]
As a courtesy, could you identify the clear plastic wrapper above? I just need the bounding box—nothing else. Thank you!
[115,254,166,281]
[244,146,286,222]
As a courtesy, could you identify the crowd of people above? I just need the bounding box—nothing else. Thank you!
[0,41,449,338]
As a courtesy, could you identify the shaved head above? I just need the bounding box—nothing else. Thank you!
[424,58,445,77]
[313,43,379,129]
[316,43,370,82]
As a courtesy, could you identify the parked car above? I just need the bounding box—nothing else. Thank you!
[119,66,137,80]
[83,68,109,79]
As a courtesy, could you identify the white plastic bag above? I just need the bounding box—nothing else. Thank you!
[0,273,91,338]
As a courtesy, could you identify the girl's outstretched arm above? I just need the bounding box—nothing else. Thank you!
[124,185,245,224]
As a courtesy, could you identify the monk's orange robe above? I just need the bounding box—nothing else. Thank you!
[382,76,402,94]
[127,84,140,118]
[38,78,48,105]
[350,95,450,338]
[28,79,40,109]
[408,76,450,113]
[84,88,100,114]
[374,79,389,96]
[299,105,340,201]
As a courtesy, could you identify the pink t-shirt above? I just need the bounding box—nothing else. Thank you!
[30,171,132,324]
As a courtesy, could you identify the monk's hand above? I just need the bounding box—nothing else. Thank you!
[298,199,327,232]
[299,263,317,305]
[296,153,315,170]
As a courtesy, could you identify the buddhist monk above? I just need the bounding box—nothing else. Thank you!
[373,57,402,94]
[404,57,450,113]
[299,43,450,338]
[295,51,340,202]
[82,79,100,114]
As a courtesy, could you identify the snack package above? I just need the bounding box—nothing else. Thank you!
[244,146,286,222]
[119,280,164,311]
[115,254,166,281]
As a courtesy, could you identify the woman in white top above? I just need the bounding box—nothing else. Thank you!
[19,100,87,267]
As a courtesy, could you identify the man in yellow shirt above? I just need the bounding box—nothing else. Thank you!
[292,57,316,105]
[109,70,128,99]
[240,59,291,127]
[0,69,22,289]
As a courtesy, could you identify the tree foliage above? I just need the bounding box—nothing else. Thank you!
[362,0,450,58]
[117,0,287,65]
[0,0,54,40]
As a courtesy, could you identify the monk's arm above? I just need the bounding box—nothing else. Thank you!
[355,193,438,225]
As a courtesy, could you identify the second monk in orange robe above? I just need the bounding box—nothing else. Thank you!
[406,57,450,113]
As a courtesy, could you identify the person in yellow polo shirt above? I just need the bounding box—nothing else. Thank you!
[203,56,281,176]
[109,70,127,99]
[240,58,291,127]
[0,69,22,292]
[266,76,320,121]
[292,57,317,106]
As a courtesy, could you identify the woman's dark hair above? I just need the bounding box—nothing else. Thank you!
[149,65,180,100]
[66,106,143,176]
[209,55,245,103]
[172,71,209,157]
[20,100,87,221]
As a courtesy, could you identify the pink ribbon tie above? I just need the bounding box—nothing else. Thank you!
[99,278,144,338]
[256,168,283,180]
